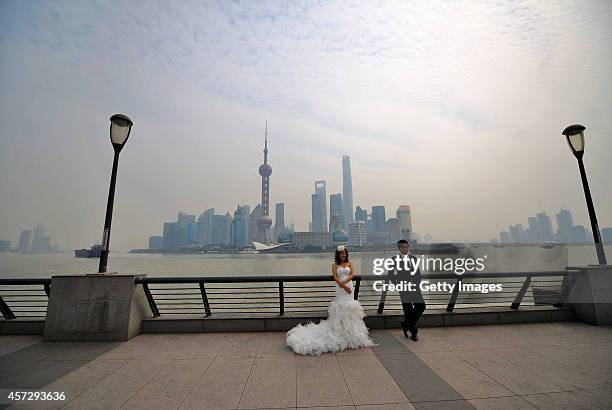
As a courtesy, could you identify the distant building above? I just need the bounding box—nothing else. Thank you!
[163,222,185,249]
[0,240,11,252]
[292,232,331,250]
[499,231,510,243]
[197,208,214,245]
[331,229,349,246]
[348,221,366,247]
[311,181,328,233]
[329,214,344,233]
[555,209,574,243]
[396,205,412,241]
[231,205,248,248]
[248,204,262,244]
[342,155,354,228]
[371,206,386,234]
[355,206,367,222]
[31,224,50,251]
[536,211,554,242]
[424,233,433,243]
[570,225,588,243]
[385,217,401,243]
[527,217,541,243]
[18,230,32,252]
[185,222,198,245]
[274,202,285,243]
[367,231,390,244]
[211,213,232,246]
[601,228,612,244]
[148,236,164,250]
[329,194,344,230]
[178,211,196,227]
[508,224,524,243]
[256,124,273,244]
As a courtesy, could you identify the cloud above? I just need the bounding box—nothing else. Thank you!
[0,0,611,248]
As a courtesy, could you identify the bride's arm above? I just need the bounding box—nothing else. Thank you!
[341,262,356,284]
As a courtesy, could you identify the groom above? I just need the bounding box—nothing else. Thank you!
[388,239,426,341]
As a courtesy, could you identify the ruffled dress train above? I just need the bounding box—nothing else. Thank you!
[286,266,376,355]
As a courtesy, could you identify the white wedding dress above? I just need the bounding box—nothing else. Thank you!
[286,266,376,355]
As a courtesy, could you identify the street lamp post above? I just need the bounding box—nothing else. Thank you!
[98,114,133,273]
[562,124,607,265]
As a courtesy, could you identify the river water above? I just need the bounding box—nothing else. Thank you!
[1,244,609,279]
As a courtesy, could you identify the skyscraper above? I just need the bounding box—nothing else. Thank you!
[348,221,366,247]
[18,230,32,252]
[329,193,344,230]
[31,224,50,252]
[311,180,328,232]
[342,155,354,228]
[555,208,574,243]
[163,222,185,249]
[536,211,554,242]
[197,208,214,245]
[371,206,386,233]
[256,123,273,244]
[396,205,413,241]
[248,204,262,244]
[508,224,524,243]
[527,216,541,243]
[274,202,285,243]
[211,213,232,246]
[386,217,401,242]
[231,205,248,248]
[178,211,196,226]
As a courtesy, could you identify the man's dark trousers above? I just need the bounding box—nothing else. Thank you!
[402,301,426,331]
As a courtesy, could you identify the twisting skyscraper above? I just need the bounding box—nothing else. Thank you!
[256,122,273,244]
[342,155,354,229]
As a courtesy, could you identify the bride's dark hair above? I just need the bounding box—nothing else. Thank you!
[334,246,349,264]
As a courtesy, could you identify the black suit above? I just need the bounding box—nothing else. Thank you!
[388,253,426,332]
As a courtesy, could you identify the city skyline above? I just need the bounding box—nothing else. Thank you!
[1,1,611,250]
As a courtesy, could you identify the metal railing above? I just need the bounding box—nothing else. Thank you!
[0,278,51,320]
[0,270,575,320]
[135,270,575,318]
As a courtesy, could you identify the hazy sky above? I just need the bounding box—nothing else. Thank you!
[1,0,611,250]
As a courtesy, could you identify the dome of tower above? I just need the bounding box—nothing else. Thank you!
[259,163,272,176]
[332,229,349,244]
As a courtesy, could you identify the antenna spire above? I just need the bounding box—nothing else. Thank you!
[263,120,269,163]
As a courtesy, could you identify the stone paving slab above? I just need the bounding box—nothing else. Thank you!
[0,322,610,409]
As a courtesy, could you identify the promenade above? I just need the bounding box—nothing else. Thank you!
[1,322,611,409]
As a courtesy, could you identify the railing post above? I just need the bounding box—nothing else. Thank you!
[378,277,389,314]
[0,294,16,320]
[354,277,361,300]
[279,281,284,316]
[43,283,51,297]
[446,278,461,312]
[199,282,212,317]
[141,283,160,317]
[511,276,531,310]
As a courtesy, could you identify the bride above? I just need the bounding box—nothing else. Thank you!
[286,245,376,355]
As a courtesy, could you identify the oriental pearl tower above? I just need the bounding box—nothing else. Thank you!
[255,122,273,244]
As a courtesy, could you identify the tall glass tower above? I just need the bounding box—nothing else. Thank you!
[342,155,354,229]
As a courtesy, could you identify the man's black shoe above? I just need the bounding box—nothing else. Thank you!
[401,320,409,339]
[410,327,419,342]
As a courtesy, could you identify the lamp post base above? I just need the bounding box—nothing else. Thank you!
[43,274,152,341]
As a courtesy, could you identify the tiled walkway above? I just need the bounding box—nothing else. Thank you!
[1,322,611,409]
